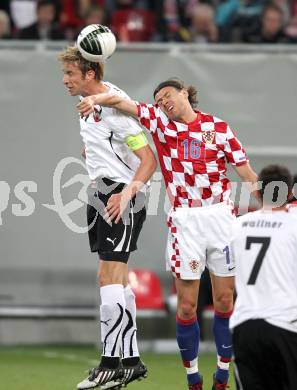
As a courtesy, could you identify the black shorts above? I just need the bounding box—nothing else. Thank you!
[233,319,297,390]
[87,178,146,263]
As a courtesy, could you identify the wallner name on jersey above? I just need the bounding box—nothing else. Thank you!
[230,208,297,334]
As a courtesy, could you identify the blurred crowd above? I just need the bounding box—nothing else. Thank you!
[0,0,297,43]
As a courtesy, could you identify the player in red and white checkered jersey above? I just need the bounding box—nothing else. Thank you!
[137,101,247,209]
[77,78,258,390]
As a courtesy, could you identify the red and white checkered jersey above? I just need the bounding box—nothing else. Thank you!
[136,103,248,208]
[286,200,297,210]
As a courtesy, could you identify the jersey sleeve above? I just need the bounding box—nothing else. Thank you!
[109,109,149,151]
[112,108,146,137]
[223,125,248,166]
[135,102,160,133]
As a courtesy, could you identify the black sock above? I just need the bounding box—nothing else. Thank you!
[122,357,140,367]
[101,356,120,368]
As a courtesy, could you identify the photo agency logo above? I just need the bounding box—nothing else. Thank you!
[0,158,294,233]
[43,157,92,233]
[0,157,92,233]
[0,157,165,233]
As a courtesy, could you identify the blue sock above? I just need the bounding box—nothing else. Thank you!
[213,310,233,384]
[176,315,202,386]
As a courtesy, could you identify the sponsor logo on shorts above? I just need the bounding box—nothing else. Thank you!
[189,260,200,273]
[106,237,116,246]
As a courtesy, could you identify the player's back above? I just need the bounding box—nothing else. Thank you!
[230,209,297,333]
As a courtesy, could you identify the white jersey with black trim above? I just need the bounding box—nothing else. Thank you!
[80,82,148,188]
[230,208,297,333]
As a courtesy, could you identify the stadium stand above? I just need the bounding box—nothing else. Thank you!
[1,0,297,42]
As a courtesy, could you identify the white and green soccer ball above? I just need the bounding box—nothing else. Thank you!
[76,24,117,63]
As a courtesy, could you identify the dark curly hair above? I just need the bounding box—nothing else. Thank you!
[153,78,198,108]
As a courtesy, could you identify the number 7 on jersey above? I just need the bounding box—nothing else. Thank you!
[245,236,271,285]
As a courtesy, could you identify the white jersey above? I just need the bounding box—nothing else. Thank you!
[80,82,147,186]
[230,208,297,333]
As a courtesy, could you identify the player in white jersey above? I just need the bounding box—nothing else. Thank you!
[59,46,157,390]
[230,164,297,390]
[77,78,258,390]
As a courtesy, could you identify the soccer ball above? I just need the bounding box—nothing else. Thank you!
[76,24,116,63]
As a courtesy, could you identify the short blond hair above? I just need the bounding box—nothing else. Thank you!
[58,45,104,81]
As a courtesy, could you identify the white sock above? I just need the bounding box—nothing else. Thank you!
[122,285,139,358]
[100,284,125,357]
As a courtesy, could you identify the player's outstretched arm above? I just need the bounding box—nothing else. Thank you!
[77,93,138,118]
[234,162,257,185]
[233,162,260,201]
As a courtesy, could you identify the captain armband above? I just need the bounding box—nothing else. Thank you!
[125,132,148,151]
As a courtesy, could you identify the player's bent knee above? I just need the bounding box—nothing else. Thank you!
[178,300,197,320]
[214,293,234,312]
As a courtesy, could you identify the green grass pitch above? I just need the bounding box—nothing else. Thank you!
[0,346,236,390]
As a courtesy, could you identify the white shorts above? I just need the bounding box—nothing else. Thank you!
[166,202,236,280]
